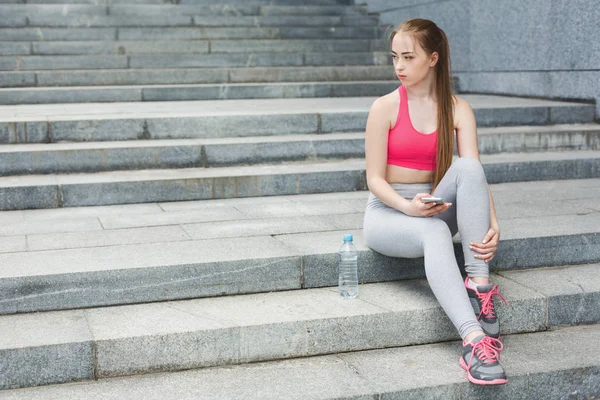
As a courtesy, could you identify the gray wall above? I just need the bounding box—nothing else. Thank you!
[362,0,600,118]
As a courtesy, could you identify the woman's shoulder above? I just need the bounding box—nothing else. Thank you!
[366,89,400,132]
[452,95,473,114]
[452,94,475,126]
[452,94,472,111]
[369,88,400,115]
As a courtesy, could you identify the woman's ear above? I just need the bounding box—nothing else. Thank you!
[430,52,439,67]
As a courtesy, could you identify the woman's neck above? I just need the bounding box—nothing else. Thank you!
[404,75,437,102]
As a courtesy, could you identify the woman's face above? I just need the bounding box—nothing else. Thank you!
[391,32,437,85]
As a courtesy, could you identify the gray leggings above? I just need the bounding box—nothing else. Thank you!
[363,157,490,339]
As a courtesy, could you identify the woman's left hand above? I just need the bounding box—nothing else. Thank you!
[469,227,500,263]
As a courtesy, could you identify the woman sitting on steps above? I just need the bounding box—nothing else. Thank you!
[362,18,508,386]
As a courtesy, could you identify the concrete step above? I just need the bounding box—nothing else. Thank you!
[0,125,598,175]
[0,95,594,143]
[2,39,387,56]
[0,52,390,72]
[1,4,367,19]
[0,27,117,41]
[0,4,106,22]
[0,81,400,104]
[1,151,599,210]
[0,176,599,315]
[3,324,598,398]
[0,0,356,5]
[123,26,382,40]
[4,15,379,29]
[23,80,341,100]
[0,26,381,41]
[0,65,397,88]
[2,0,355,4]
[0,263,598,389]
[9,326,600,398]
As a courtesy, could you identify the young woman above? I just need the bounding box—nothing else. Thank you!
[363,18,508,385]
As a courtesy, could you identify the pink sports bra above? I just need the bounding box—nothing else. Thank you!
[387,85,437,171]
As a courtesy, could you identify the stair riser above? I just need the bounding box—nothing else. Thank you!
[1,0,356,6]
[0,158,599,210]
[0,27,381,41]
[0,82,400,105]
[1,39,383,56]
[0,4,363,13]
[478,129,600,154]
[484,158,600,184]
[1,15,378,28]
[0,53,390,72]
[0,341,94,391]
[1,130,599,175]
[0,66,397,87]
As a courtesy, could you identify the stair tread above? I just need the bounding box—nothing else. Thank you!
[0,151,598,186]
[0,176,599,267]
[0,94,592,122]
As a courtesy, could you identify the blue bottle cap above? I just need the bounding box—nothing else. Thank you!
[343,234,353,242]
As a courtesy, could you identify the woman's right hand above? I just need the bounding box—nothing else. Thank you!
[405,193,453,217]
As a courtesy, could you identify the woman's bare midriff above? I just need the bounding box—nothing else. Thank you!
[386,164,433,184]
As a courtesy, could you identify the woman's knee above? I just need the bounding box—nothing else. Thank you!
[419,218,454,247]
[451,156,486,181]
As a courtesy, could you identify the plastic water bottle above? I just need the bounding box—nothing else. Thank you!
[338,233,358,299]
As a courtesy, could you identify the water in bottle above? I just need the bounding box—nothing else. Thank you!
[338,233,358,299]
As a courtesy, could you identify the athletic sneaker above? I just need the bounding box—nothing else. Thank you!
[465,277,507,339]
[460,335,507,385]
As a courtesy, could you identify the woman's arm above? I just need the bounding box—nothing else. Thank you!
[365,97,412,213]
[455,97,500,262]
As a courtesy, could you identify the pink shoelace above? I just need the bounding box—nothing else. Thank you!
[477,285,507,319]
[468,336,504,367]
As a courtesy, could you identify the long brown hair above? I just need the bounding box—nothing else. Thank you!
[389,19,455,191]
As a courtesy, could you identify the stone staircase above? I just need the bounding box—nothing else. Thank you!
[0,0,394,104]
[0,0,599,398]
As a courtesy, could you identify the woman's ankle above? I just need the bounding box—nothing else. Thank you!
[469,276,490,286]
[463,330,486,344]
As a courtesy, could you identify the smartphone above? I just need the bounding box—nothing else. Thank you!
[421,197,444,205]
